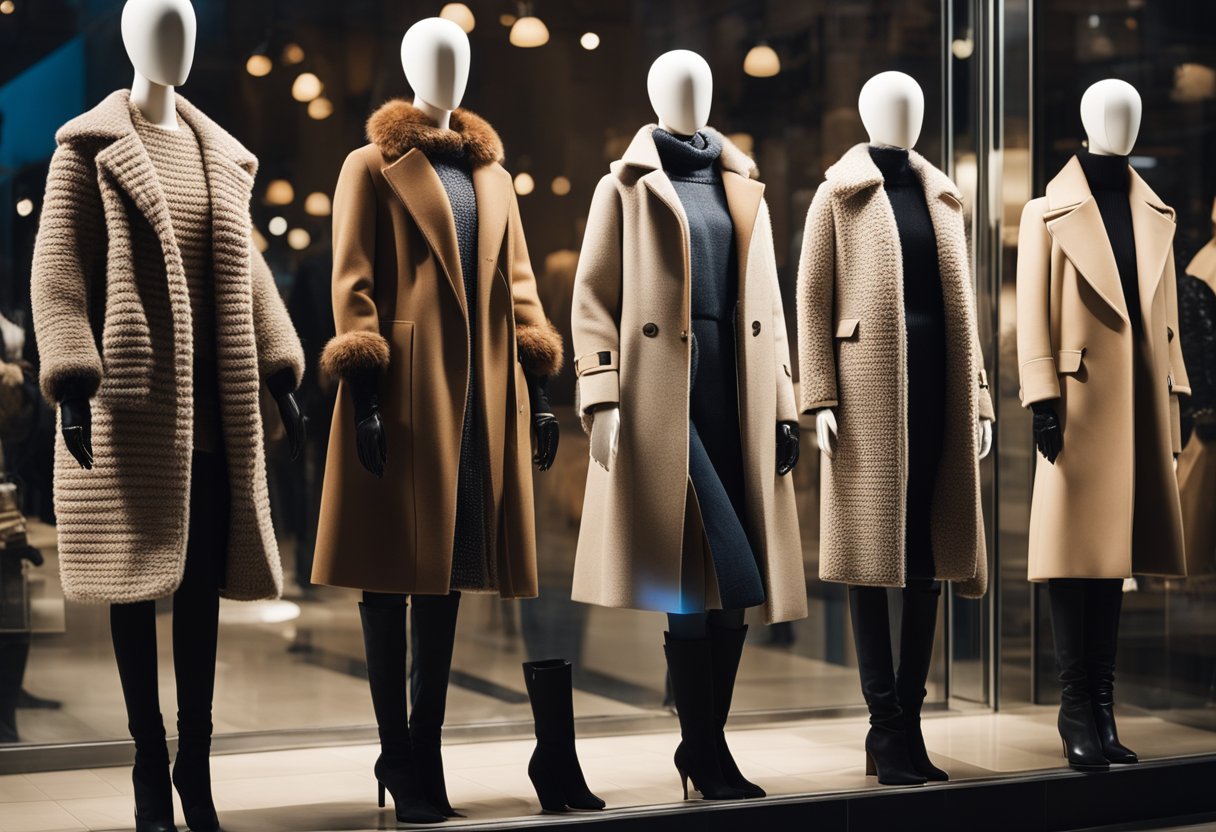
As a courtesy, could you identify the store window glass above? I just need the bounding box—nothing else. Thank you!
[0,0,975,751]
[1031,1,1216,732]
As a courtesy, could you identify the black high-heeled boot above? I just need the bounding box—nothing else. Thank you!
[664,634,746,800]
[172,726,221,832]
[132,724,179,832]
[360,601,445,825]
[706,624,764,798]
[895,583,949,781]
[849,587,926,786]
[1085,580,1138,764]
[522,659,605,812]
[1048,580,1109,771]
[409,593,464,817]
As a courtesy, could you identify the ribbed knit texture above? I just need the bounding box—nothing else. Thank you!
[131,107,222,454]
[31,90,305,603]
[430,150,493,592]
[1078,152,1141,336]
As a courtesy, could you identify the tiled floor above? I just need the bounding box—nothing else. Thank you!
[2,707,1215,831]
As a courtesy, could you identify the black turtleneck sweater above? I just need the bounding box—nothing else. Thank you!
[1078,151,1141,335]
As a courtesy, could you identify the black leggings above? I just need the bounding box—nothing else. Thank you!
[667,608,747,640]
[109,453,229,747]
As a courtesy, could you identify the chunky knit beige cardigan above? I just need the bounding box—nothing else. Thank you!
[31,90,304,603]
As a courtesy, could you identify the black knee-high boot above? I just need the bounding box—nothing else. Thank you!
[1048,580,1108,771]
[664,633,745,800]
[706,623,764,798]
[111,601,178,832]
[895,582,948,781]
[1085,580,1137,764]
[359,599,444,825]
[522,658,605,812]
[409,592,463,817]
[849,587,926,786]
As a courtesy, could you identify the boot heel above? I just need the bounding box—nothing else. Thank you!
[530,777,569,814]
[865,751,876,777]
[377,781,385,809]
[678,769,690,800]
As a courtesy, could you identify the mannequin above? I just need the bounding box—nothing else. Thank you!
[31,2,306,831]
[1017,79,1187,772]
[312,17,595,823]
[797,71,994,786]
[572,48,804,803]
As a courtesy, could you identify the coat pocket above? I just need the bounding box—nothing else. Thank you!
[379,320,414,431]
[1057,348,1085,375]
[834,318,860,339]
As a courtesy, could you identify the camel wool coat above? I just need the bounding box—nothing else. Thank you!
[797,144,994,597]
[570,126,807,624]
[311,101,562,597]
[1016,156,1189,580]
[31,90,304,604]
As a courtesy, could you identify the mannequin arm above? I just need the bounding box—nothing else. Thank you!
[589,404,620,471]
[1015,200,1061,407]
[978,418,993,460]
[267,368,305,461]
[57,378,94,470]
[796,185,839,414]
[525,370,559,471]
[572,175,624,435]
[1030,400,1062,463]
[815,408,838,459]
[777,421,800,475]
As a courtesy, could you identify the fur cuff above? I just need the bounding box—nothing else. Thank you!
[517,320,564,378]
[40,363,101,404]
[320,330,390,380]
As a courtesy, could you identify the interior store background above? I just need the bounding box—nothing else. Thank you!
[0,0,1212,769]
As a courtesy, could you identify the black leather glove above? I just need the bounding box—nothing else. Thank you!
[1031,400,1062,464]
[59,393,93,470]
[776,421,800,476]
[268,368,305,462]
[525,370,559,472]
[349,371,386,478]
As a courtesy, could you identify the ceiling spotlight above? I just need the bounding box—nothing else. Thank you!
[499,13,516,27]
[510,16,549,48]
[268,216,288,236]
[308,97,334,120]
[743,43,780,78]
[281,43,305,65]
[513,172,535,196]
[550,176,571,196]
[15,198,33,217]
[440,3,476,33]
[580,32,600,51]
[291,72,323,102]
[0,2,15,14]
[287,228,312,251]
[265,180,295,206]
[246,49,272,77]
[304,192,332,216]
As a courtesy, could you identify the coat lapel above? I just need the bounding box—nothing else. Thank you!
[473,163,511,304]
[1129,168,1176,332]
[381,149,467,317]
[641,168,692,337]
[722,171,765,300]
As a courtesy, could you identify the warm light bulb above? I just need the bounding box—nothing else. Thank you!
[252,227,269,253]
[265,180,295,206]
[440,3,476,33]
[15,198,33,217]
[308,97,334,120]
[287,228,312,251]
[281,43,305,65]
[743,44,780,78]
[291,72,323,102]
[304,192,332,217]
[268,216,288,236]
[550,176,571,196]
[951,38,975,59]
[513,173,535,196]
[580,32,600,51]
[509,16,549,48]
[0,2,15,14]
[499,13,516,27]
[246,54,272,77]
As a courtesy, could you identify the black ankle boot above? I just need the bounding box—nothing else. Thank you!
[132,724,178,832]
[409,593,464,817]
[172,728,221,832]
[849,587,926,786]
[664,634,746,800]
[522,659,605,812]
[1085,580,1138,764]
[360,602,445,825]
[896,584,948,781]
[1048,580,1109,771]
[706,624,764,798]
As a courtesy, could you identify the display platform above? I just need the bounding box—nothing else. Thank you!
[3,709,1216,831]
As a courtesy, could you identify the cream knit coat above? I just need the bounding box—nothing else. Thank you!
[796,144,994,596]
[32,90,304,604]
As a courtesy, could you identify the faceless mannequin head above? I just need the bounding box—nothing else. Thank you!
[1080,79,1142,156]
[401,17,470,113]
[647,50,713,136]
[858,71,924,150]
[121,0,196,87]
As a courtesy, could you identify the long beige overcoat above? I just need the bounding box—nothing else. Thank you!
[31,90,304,604]
[1017,156,1189,580]
[570,126,807,624]
[312,101,562,597]
[797,144,994,597]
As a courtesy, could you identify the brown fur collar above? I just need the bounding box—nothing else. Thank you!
[366,100,504,165]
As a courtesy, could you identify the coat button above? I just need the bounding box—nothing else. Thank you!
[643,323,659,337]
[752,321,762,336]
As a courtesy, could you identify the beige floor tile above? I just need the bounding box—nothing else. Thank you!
[0,776,48,804]
[18,772,117,802]
[0,801,87,832]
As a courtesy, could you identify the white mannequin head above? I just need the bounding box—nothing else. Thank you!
[858,71,924,150]
[647,50,713,136]
[401,17,470,115]
[121,0,196,87]
[1080,79,1142,156]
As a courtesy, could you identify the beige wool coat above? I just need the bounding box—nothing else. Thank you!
[31,90,304,604]
[1017,156,1189,580]
[570,126,807,624]
[797,144,994,597]
[311,101,562,597]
